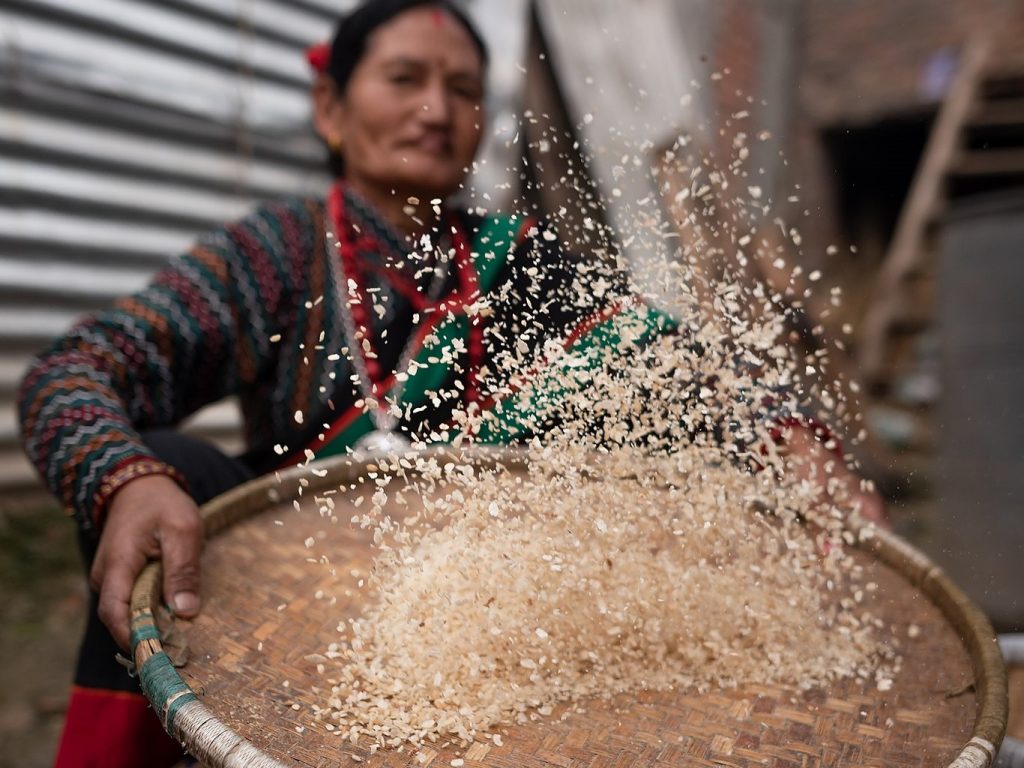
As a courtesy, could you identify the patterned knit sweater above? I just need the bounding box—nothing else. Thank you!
[17,192,580,536]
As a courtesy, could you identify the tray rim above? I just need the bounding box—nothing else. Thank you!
[129,446,1008,768]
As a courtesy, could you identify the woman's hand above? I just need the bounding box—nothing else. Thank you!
[89,475,203,650]
[782,425,890,529]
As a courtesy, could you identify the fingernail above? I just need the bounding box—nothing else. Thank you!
[172,591,199,615]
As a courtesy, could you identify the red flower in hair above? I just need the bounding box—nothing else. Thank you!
[306,42,331,75]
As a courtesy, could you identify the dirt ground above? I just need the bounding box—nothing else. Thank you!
[0,491,85,768]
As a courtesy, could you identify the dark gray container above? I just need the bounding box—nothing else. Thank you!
[932,191,1024,631]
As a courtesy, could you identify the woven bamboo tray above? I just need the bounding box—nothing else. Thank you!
[131,448,1007,767]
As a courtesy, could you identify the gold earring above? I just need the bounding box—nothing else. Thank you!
[328,134,343,153]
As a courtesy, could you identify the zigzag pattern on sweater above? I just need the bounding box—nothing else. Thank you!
[18,197,334,533]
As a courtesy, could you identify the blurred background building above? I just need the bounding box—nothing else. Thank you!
[1,0,1022,763]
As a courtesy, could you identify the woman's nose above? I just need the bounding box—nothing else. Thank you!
[419,82,452,126]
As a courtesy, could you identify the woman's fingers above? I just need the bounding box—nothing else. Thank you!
[159,508,204,618]
[852,489,890,529]
[92,538,150,651]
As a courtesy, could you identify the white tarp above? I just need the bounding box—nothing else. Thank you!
[534,0,711,313]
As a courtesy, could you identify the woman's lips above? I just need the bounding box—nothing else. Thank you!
[405,134,452,155]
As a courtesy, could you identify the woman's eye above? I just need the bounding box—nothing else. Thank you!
[390,74,416,86]
[451,83,482,101]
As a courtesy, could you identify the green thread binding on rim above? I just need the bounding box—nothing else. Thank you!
[139,651,197,730]
[130,623,161,646]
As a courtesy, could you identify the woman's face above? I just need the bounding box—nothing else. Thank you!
[317,7,486,201]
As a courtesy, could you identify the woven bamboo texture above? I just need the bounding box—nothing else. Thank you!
[131,450,1007,767]
[1009,672,1024,742]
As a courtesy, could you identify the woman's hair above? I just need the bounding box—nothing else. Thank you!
[323,0,489,177]
[328,0,488,93]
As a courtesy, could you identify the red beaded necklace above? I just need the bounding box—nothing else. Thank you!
[327,182,486,411]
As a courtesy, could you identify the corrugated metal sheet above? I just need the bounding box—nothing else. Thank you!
[0,0,346,490]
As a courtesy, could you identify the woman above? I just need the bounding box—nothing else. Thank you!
[19,1,883,765]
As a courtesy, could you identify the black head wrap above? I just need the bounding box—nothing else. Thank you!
[327,0,489,94]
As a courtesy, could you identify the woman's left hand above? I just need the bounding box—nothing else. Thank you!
[781,424,890,529]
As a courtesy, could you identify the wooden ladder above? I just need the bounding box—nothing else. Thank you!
[856,24,1024,491]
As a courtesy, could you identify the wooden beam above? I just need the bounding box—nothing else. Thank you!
[949,147,1024,177]
[970,97,1024,129]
